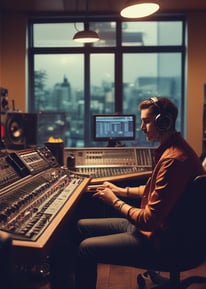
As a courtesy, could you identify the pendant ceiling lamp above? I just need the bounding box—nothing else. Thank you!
[120,0,160,18]
[73,0,100,43]
[73,29,99,43]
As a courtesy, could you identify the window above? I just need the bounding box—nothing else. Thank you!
[122,52,182,146]
[28,16,186,147]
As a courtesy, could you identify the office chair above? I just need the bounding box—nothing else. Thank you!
[135,174,206,289]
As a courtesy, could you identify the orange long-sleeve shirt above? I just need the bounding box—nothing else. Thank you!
[129,132,205,240]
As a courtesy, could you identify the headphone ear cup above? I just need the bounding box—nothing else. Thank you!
[155,114,173,131]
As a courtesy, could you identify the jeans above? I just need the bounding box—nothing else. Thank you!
[75,218,153,289]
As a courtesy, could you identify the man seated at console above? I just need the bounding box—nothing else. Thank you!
[74,97,205,289]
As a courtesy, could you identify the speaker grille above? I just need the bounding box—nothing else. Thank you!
[4,112,37,150]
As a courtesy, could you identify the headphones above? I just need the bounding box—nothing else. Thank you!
[149,97,173,131]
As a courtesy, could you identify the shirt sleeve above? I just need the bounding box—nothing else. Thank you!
[128,157,193,232]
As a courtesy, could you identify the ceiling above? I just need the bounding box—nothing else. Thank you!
[0,0,206,15]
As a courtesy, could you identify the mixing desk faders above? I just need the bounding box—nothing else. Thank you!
[0,146,90,242]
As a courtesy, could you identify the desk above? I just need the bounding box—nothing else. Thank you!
[87,170,151,190]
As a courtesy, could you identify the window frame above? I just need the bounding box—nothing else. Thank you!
[28,14,186,147]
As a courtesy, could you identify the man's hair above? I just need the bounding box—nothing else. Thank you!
[138,97,178,129]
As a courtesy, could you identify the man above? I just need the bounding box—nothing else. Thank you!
[75,97,205,289]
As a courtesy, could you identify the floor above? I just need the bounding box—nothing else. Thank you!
[29,262,206,289]
[96,263,206,289]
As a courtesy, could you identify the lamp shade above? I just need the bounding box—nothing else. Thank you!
[120,0,160,18]
[73,29,100,43]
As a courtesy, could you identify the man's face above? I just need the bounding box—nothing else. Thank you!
[140,108,160,142]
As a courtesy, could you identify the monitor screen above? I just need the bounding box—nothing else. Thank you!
[92,114,136,144]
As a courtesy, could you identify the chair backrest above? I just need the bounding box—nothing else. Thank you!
[155,174,206,269]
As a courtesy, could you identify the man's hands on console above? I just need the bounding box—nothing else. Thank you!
[93,181,122,206]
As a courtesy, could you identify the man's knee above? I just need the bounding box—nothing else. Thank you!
[78,237,94,259]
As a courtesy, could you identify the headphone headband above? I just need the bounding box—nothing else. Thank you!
[149,97,173,131]
[150,96,159,103]
[150,96,161,111]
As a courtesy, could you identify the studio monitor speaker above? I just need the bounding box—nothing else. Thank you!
[4,112,37,150]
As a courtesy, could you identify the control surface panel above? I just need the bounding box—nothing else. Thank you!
[64,147,153,179]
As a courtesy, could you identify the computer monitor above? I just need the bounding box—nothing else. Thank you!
[92,114,136,146]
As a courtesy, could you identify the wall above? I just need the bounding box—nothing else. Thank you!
[187,12,206,156]
[0,14,27,112]
[0,12,206,154]
[0,16,2,89]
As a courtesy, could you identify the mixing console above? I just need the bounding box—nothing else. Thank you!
[0,146,90,243]
[0,146,152,247]
[64,147,153,178]
[0,145,153,274]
